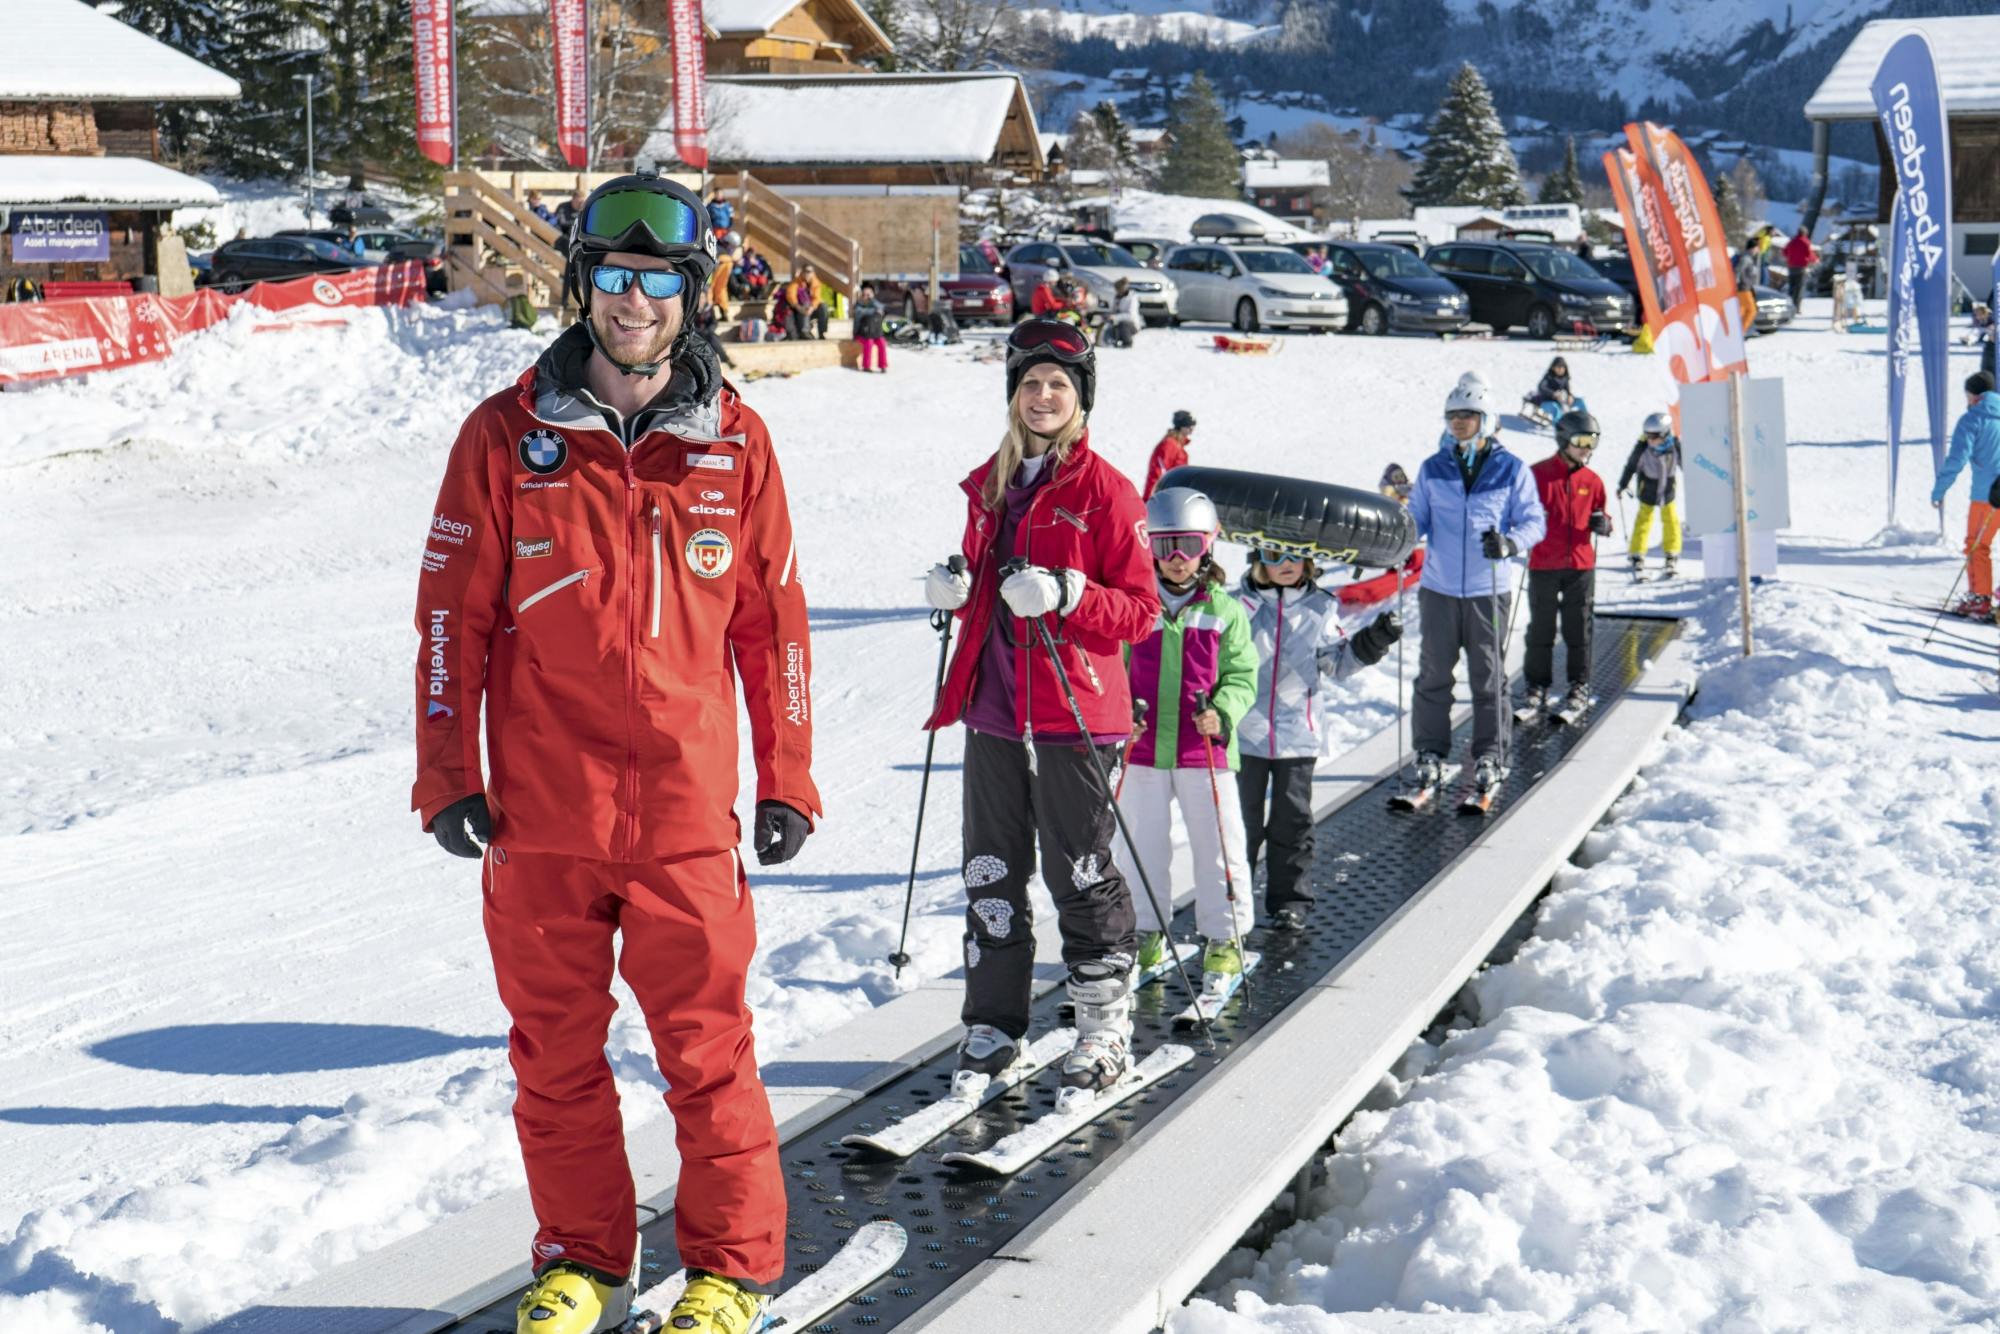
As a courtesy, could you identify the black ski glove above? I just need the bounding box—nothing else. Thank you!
[430,793,491,859]
[1590,511,1614,536]
[753,800,811,865]
[1350,610,1403,666]
[1480,529,1516,560]
[1989,473,2000,507]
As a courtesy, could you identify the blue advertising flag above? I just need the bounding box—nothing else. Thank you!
[1869,30,1954,513]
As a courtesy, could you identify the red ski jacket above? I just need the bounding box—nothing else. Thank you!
[1143,433,1188,499]
[925,433,1159,737]
[1527,453,1608,571]
[412,329,821,860]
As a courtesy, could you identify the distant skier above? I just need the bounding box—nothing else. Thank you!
[1931,371,2000,620]
[921,319,1160,1099]
[1144,409,1196,498]
[1521,410,1612,720]
[1114,486,1257,996]
[1235,542,1402,929]
[413,173,818,1334]
[1618,412,1684,579]
[1405,374,1546,806]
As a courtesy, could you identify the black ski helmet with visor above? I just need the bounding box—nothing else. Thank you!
[1005,318,1096,415]
[563,172,717,372]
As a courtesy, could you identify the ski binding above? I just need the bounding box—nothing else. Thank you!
[623,1219,906,1333]
[838,1028,1075,1158]
[938,1044,1194,1176]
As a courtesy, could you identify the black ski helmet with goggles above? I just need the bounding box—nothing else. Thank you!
[562,171,718,326]
[1554,409,1601,452]
[1004,318,1096,415]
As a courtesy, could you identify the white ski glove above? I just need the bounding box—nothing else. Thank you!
[1000,565,1083,619]
[924,561,971,611]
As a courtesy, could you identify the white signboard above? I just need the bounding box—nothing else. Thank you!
[1679,376,1791,537]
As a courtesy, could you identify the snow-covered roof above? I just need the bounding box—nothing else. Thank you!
[704,0,891,49]
[1,0,240,101]
[1245,159,1330,191]
[1108,68,1148,81]
[643,72,1038,168]
[1130,128,1169,146]
[0,154,222,208]
[1806,17,2000,120]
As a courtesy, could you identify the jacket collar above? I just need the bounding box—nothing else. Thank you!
[960,429,1096,502]
[521,322,727,444]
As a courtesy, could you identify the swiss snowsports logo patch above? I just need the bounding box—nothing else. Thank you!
[685,528,733,579]
[518,429,567,476]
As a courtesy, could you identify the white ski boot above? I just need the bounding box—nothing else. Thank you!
[952,1023,1019,1099]
[1058,955,1134,1111]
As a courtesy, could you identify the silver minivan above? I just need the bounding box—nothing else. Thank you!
[1002,238,1179,325]
[1162,243,1348,333]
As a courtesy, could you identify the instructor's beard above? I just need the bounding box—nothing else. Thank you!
[589,300,680,374]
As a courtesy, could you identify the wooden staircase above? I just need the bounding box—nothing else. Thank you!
[724,171,863,301]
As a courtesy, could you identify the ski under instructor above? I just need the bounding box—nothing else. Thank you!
[921,318,1161,1098]
[1406,372,1546,803]
[412,172,820,1334]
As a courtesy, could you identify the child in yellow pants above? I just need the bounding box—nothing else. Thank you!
[1618,411,1684,579]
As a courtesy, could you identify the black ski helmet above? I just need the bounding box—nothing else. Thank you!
[1555,409,1601,451]
[1005,319,1096,414]
[562,171,717,322]
[1172,409,1196,430]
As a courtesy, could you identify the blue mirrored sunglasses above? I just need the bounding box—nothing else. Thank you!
[590,264,686,300]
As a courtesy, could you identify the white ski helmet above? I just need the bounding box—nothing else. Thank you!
[1146,486,1218,535]
[1445,377,1493,429]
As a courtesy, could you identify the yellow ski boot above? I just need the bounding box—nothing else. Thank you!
[665,1271,770,1332]
[515,1260,634,1333]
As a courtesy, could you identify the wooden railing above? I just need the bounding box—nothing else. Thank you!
[729,171,864,301]
[443,170,571,314]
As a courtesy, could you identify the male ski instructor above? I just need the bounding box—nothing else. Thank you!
[412,173,820,1334]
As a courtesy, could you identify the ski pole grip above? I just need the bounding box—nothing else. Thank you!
[1193,691,1211,712]
[948,554,967,575]
[1132,698,1149,723]
[1001,555,1029,575]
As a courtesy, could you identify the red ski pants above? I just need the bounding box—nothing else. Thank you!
[482,846,785,1286]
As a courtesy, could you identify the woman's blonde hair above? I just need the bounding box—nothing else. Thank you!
[983,385,1086,509]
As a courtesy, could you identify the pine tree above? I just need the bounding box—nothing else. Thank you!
[865,0,903,70]
[1538,135,1584,205]
[1160,72,1240,200]
[1712,171,1743,250]
[1404,62,1525,209]
[1091,100,1136,176]
[316,0,436,189]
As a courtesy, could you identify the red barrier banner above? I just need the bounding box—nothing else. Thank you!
[411,0,456,168]
[669,0,707,169]
[1633,122,1748,381]
[551,0,591,169]
[0,263,429,386]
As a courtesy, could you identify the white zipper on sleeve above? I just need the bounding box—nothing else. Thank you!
[517,568,590,613]
[649,507,662,637]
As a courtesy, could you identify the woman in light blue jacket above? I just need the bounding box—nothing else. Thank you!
[1235,552,1401,929]
[1406,374,1546,802]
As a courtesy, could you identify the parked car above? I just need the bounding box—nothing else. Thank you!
[1113,236,1178,269]
[1314,240,1469,335]
[1424,239,1633,338]
[199,235,371,291]
[878,244,1015,326]
[328,197,394,228]
[278,227,448,294]
[1001,237,1178,325]
[1162,242,1348,333]
[1587,252,1795,335]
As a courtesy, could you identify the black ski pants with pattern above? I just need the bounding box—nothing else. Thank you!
[959,728,1138,1040]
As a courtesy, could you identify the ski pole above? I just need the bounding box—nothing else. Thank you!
[1924,508,1998,648]
[1018,601,1216,1051]
[889,555,965,977]
[1193,690,1253,1014]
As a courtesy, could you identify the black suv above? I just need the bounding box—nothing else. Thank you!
[1316,241,1469,335]
[1424,239,1633,338]
[200,235,370,292]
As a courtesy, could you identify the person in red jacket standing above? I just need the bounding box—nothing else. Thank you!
[1143,409,1196,498]
[413,173,818,1334]
[921,318,1161,1098]
[1521,409,1612,720]
[1782,225,1819,309]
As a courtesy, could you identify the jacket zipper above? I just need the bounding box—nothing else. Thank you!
[622,454,640,859]
[517,568,590,613]
[1268,588,1282,758]
[649,506,662,637]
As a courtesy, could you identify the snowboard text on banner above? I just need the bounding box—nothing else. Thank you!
[669,0,707,169]
[551,0,590,169]
[410,0,455,168]
[1870,30,1955,523]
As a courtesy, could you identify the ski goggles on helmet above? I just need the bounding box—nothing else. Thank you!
[579,189,703,252]
[590,263,687,300]
[1253,547,1305,565]
[1007,319,1092,360]
[1149,532,1213,560]
[1563,433,1599,451]
[1445,409,1482,423]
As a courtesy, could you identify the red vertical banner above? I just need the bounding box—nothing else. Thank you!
[1633,122,1748,380]
[551,0,590,169]
[669,0,708,169]
[1602,146,1683,334]
[411,0,455,167]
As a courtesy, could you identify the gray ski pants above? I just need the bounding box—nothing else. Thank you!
[1412,585,1510,763]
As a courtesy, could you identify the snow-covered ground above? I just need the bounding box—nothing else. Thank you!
[2,293,1994,1332]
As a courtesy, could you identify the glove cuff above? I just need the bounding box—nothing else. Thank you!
[1056,568,1085,617]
